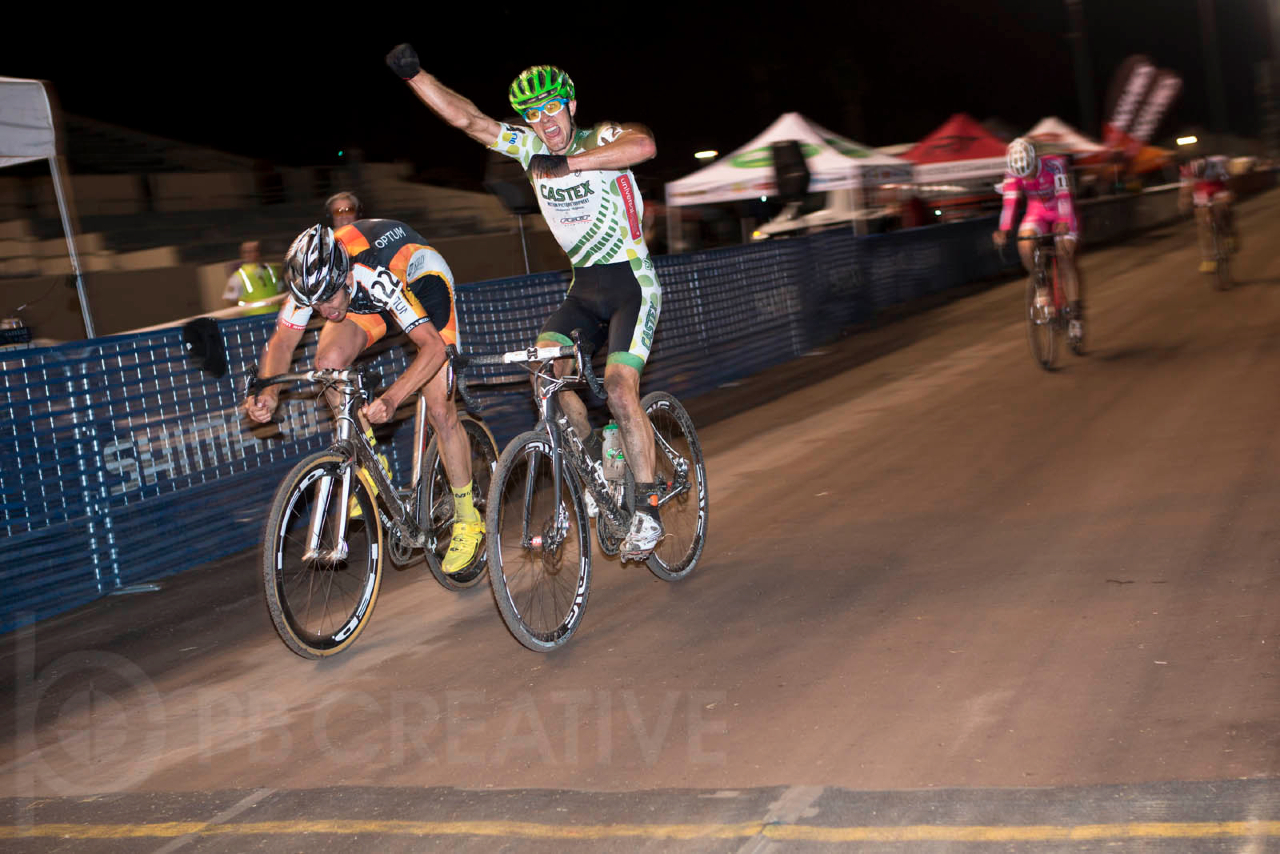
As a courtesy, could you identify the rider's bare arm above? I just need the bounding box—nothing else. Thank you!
[404,72,502,147]
[567,123,656,172]
[363,321,447,424]
[997,175,1020,233]
[245,319,306,422]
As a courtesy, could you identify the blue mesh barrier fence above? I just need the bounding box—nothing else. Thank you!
[0,188,1190,630]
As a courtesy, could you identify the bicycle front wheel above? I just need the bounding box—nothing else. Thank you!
[261,451,383,659]
[486,431,591,652]
[1025,276,1057,371]
[419,413,499,590]
[641,392,709,581]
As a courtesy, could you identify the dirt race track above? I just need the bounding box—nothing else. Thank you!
[2,190,1279,852]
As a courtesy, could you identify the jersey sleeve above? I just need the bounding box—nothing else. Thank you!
[490,122,546,170]
[998,174,1020,231]
[277,294,312,330]
[391,246,453,335]
[223,272,243,302]
[586,121,626,150]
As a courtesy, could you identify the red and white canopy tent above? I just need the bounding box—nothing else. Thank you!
[899,113,1010,184]
[0,76,95,337]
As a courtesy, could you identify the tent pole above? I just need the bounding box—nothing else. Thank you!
[48,155,94,338]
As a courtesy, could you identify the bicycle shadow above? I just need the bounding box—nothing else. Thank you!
[1224,277,1280,288]
[1092,343,1188,364]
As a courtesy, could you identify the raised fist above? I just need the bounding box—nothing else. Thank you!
[385,44,420,80]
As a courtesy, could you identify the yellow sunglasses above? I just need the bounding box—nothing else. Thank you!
[522,98,568,123]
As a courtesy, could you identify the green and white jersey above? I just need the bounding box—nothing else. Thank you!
[491,121,650,269]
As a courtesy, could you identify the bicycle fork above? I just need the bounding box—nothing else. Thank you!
[303,466,352,565]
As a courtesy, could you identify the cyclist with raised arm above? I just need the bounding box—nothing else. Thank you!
[385,44,665,561]
[243,220,485,574]
[1179,154,1236,273]
[993,138,1084,348]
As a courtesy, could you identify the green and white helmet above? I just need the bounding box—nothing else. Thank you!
[508,65,575,112]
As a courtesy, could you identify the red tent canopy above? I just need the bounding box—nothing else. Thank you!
[902,113,1009,164]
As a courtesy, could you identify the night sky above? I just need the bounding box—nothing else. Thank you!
[9,0,1275,187]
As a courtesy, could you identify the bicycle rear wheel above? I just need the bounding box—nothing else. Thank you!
[419,414,499,590]
[1025,275,1057,371]
[261,451,383,659]
[486,431,592,652]
[641,392,709,581]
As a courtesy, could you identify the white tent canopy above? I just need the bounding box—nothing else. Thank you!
[664,112,913,207]
[0,76,94,337]
[1025,116,1107,155]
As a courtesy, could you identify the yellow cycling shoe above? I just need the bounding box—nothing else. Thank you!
[442,520,485,574]
[1199,260,1215,274]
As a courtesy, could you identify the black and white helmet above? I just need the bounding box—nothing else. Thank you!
[283,225,349,306]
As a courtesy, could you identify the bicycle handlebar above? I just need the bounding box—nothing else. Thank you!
[244,365,378,399]
[462,331,607,401]
[1017,233,1059,246]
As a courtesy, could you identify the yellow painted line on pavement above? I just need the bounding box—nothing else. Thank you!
[767,821,1280,842]
[2,819,1279,842]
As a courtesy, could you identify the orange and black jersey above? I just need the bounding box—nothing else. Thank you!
[279,219,454,337]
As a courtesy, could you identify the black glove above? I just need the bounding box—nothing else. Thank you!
[528,154,571,180]
[385,44,420,79]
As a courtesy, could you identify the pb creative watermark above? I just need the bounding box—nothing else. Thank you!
[11,618,728,801]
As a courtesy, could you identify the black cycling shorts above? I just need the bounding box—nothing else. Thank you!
[537,261,660,372]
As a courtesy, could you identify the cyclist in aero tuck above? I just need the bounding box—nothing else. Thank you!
[385,43,665,561]
[243,220,485,574]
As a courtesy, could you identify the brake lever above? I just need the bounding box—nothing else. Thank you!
[244,364,265,398]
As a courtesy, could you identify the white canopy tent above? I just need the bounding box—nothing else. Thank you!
[663,112,912,245]
[0,76,95,337]
[666,112,912,206]
[1025,116,1107,156]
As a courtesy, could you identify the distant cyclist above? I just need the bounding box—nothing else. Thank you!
[243,220,484,574]
[1179,154,1236,273]
[993,138,1084,348]
[385,44,666,561]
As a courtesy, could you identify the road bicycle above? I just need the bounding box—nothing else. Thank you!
[246,348,496,659]
[458,334,709,652]
[1019,233,1083,370]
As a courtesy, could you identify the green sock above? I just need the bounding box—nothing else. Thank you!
[453,480,480,524]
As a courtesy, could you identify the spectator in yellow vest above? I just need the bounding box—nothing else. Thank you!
[223,240,281,315]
